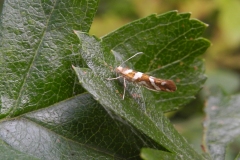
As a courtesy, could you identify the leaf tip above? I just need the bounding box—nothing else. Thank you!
[72,65,79,73]
[73,30,86,37]
[73,30,78,34]
[204,23,209,27]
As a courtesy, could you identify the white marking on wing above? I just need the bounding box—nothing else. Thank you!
[133,72,143,80]
[149,76,161,90]
[161,81,167,85]
[123,69,133,74]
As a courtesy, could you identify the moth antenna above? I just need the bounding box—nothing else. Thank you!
[120,52,143,66]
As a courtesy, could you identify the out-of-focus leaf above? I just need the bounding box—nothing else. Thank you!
[216,0,240,47]
[205,69,240,95]
[225,136,240,160]
[203,90,240,160]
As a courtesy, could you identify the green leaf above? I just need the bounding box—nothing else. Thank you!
[203,90,240,160]
[73,10,210,158]
[2,93,158,159]
[0,0,98,118]
[141,148,177,160]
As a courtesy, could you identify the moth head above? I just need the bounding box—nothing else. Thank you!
[115,66,123,74]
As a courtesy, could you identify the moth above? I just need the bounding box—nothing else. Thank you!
[107,52,177,99]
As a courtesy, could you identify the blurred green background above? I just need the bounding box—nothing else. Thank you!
[89,0,240,156]
[1,0,240,157]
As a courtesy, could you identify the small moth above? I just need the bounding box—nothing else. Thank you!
[107,52,177,99]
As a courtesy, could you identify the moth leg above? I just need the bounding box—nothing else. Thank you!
[106,76,122,80]
[123,78,126,100]
[106,76,126,100]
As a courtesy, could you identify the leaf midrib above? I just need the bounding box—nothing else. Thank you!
[10,1,57,117]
